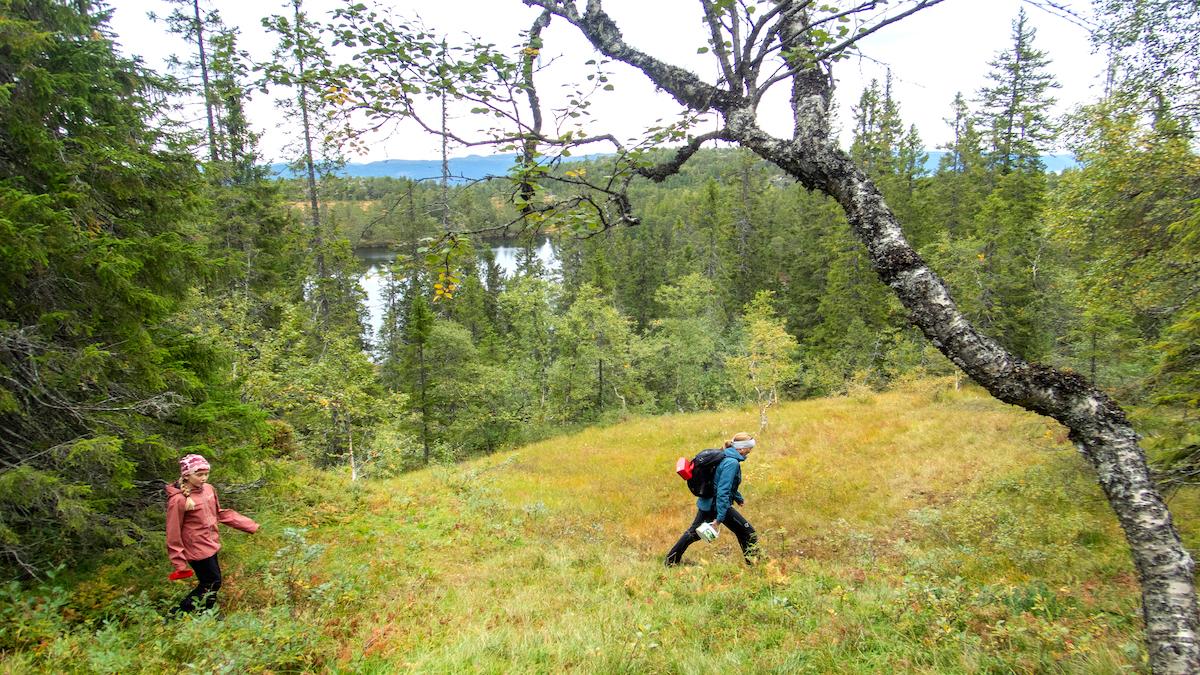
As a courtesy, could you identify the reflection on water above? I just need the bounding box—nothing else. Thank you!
[356,238,558,346]
[490,238,558,279]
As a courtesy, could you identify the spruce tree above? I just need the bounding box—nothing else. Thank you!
[808,80,920,388]
[498,276,557,423]
[404,288,435,463]
[932,93,990,237]
[850,78,903,179]
[610,218,668,331]
[966,13,1063,359]
[725,149,774,312]
[207,21,260,181]
[971,169,1057,360]
[153,0,221,161]
[1052,100,1200,398]
[647,273,728,411]
[262,0,341,326]
[924,94,992,331]
[976,9,1060,174]
[0,0,249,575]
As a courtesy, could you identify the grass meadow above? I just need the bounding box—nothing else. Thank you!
[4,380,1197,673]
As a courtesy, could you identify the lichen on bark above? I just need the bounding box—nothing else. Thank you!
[522,1,1199,670]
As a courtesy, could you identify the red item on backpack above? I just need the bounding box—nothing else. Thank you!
[676,456,694,480]
[169,569,194,581]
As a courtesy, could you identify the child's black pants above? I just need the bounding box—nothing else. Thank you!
[178,553,222,613]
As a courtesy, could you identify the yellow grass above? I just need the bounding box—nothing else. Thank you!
[490,386,1059,562]
[14,380,1194,673]
[270,382,1164,671]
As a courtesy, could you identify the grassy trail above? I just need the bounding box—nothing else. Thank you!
[6,382,1198,672]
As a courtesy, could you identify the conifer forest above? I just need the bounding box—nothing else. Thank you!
[1,0,1199,671]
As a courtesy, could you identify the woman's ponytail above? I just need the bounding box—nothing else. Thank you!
[726,431,754,449]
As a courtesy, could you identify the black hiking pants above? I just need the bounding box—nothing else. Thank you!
[665,507,758,566]
[178,553,222,613]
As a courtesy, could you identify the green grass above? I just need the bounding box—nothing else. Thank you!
[4,380,1195,673]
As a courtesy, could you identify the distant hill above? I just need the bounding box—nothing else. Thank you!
[270,155,517,182]
[271,151,1077,181]
[923,150,1077,173]
[269,154,585,183]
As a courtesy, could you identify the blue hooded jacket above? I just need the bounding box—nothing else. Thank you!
[696,447,746,523]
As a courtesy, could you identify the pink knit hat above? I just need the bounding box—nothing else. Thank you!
[179,453,211,477]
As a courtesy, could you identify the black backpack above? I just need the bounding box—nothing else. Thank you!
[683,449,727,498]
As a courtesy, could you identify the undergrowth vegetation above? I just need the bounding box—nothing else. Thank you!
[2,382,1195,672]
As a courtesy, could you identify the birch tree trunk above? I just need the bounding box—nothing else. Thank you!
[778,126,1198,674]
[524,2,1200,670]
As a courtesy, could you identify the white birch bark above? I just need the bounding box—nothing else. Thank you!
[522,2,1200,670]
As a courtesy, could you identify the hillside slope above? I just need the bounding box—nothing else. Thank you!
[6,382,1197,673]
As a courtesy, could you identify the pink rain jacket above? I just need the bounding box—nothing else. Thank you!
[165,482,259,572]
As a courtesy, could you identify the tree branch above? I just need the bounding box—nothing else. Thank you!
[741,0,808,95]
[814,0,949,60]
[524,0,737,113]
[629,129,728,182]
[753,0,947,99]
[700,0,738,88]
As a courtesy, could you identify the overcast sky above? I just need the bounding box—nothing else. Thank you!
[106,0,1104,162]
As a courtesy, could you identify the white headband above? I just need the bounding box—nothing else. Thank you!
[732,439,756,450]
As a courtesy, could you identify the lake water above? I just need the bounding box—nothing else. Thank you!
[356,238,558,345]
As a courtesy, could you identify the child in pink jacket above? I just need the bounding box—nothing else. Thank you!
[166,453,259,614]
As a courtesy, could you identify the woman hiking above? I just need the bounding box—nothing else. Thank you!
[165,453,260,614]
[665,432,759,566]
